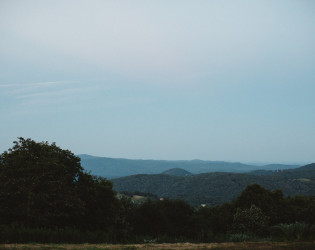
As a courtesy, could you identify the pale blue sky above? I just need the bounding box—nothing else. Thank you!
[1,0,314,163]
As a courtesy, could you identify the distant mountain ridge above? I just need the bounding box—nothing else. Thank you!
[78,154,301,178]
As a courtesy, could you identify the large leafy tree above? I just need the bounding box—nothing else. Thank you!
[0,138,117,230]
[235,184,286,225]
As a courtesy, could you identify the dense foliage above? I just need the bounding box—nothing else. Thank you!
[0,138,314,243]
[0,138,118,231]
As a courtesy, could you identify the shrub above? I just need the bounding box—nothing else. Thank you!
[228,233,252,242]
[231,204,269,237]
[270,222,315,241]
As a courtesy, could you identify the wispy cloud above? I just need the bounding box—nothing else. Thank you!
[0,80,88,106]
[0,81,69,88]
[0,81,73,93]
[0,80,108,117]
[16,86,87,99]
[2,78,154,115]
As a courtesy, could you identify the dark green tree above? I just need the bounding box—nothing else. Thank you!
[195,202,235,240]
[76,173,119,231]
[285,196,315,224]
[131,199,166,237]
[0,138,117,230]
[159,198,195,238]
[235,184,286,225]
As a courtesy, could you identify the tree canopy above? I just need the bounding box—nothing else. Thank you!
[0,137,117,230]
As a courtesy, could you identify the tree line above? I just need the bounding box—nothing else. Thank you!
[0,138,314,243]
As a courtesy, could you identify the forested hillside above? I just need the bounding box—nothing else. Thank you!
[112,164,315,207]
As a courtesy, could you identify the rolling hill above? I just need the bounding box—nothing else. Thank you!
[162,168,192,176]
[111,163,315,207]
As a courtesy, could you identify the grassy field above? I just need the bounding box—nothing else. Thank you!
[1,242,315,250]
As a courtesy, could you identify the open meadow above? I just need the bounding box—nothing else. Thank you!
[1,242,315,250]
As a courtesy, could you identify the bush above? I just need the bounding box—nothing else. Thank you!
[228,233,252,242]
[231,204,269,237]
[270,222,315,241]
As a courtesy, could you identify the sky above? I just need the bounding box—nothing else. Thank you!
[1,0,314,163]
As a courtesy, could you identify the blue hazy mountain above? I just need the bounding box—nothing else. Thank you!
[78,154,300,179]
